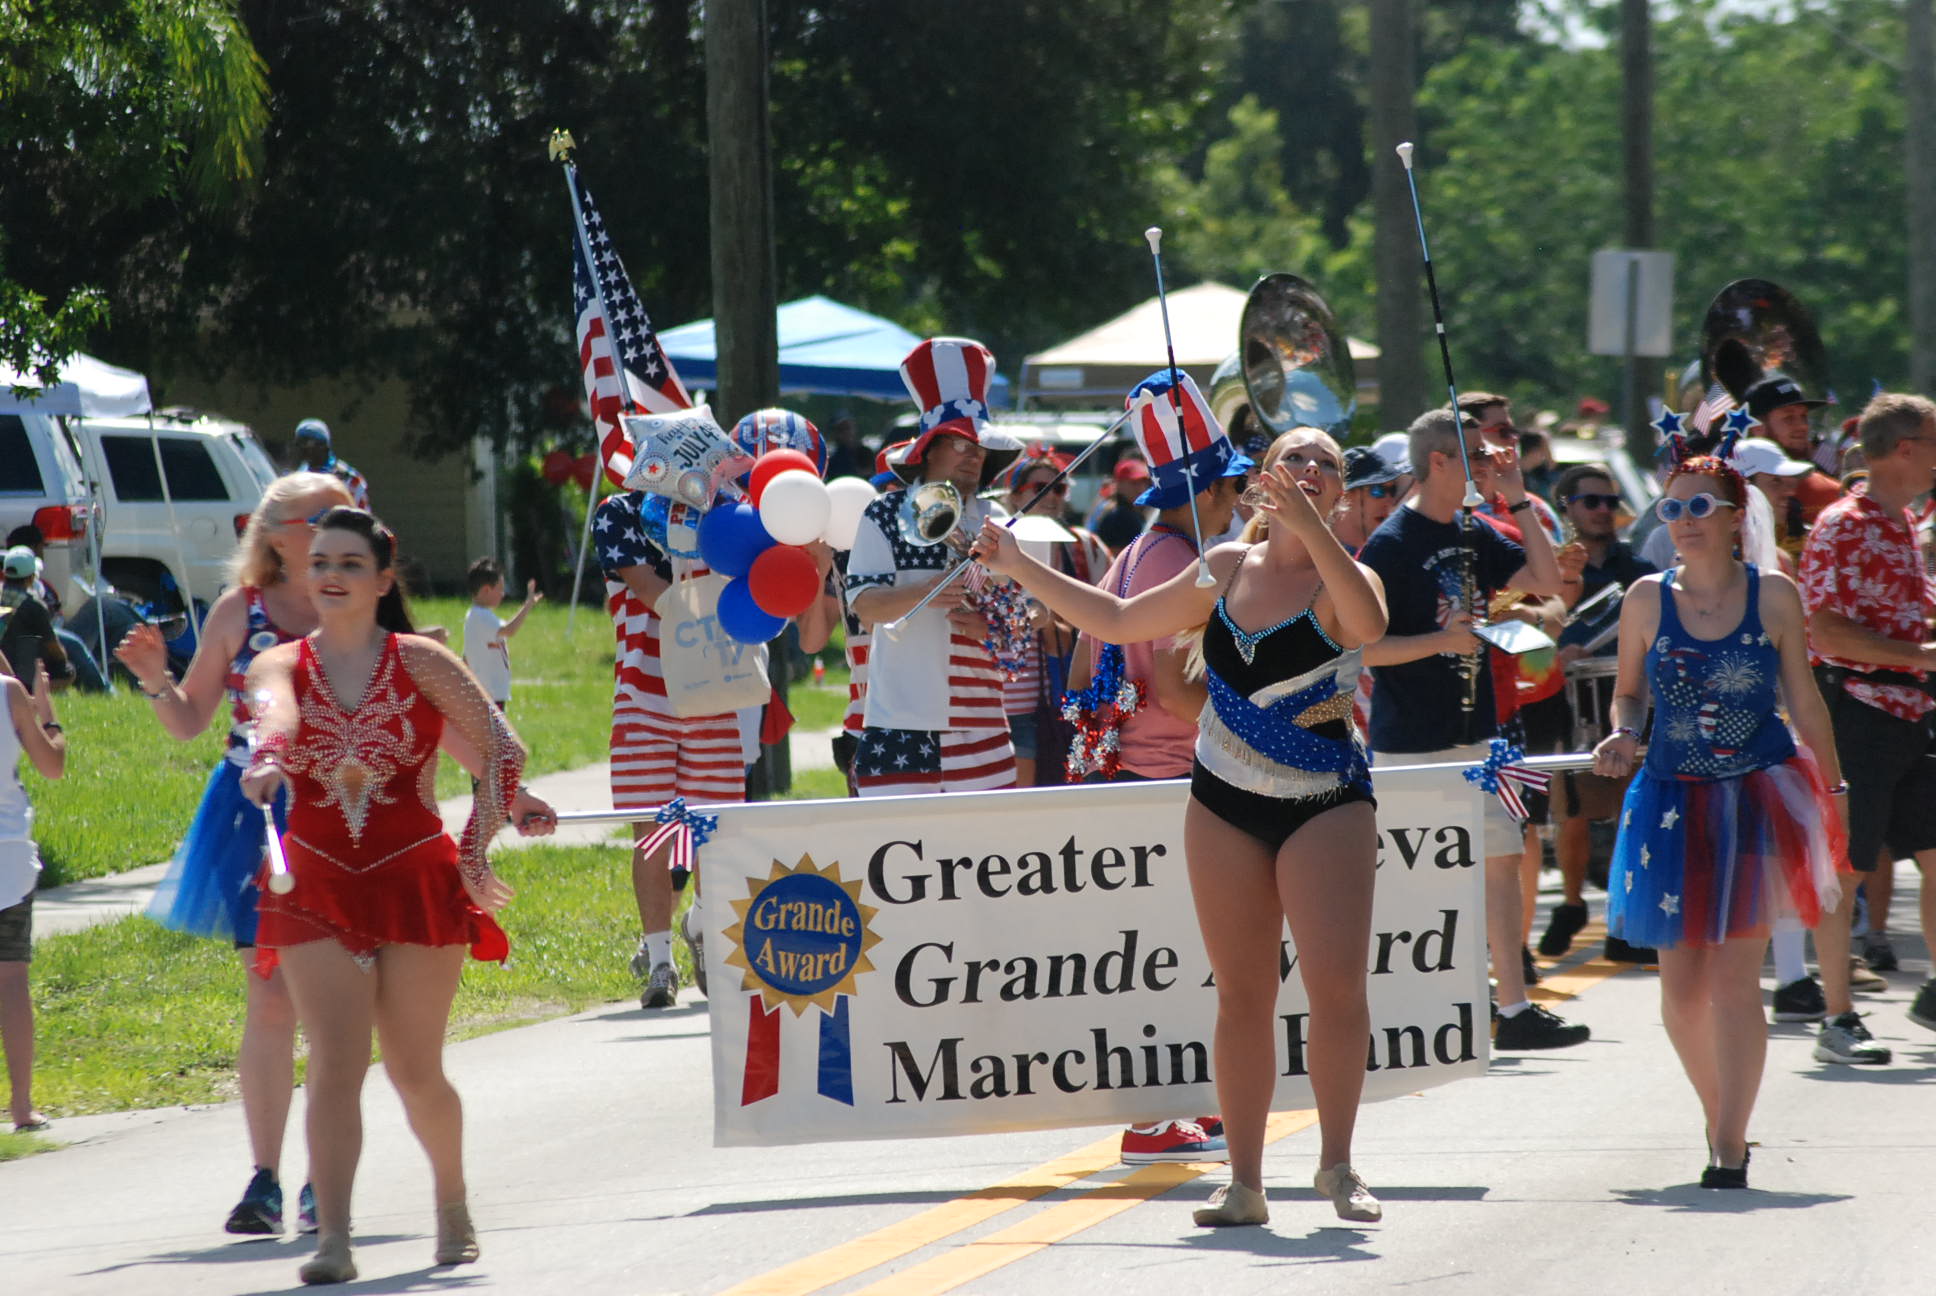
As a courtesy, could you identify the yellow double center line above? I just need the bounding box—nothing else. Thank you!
[724,944,1636,1296]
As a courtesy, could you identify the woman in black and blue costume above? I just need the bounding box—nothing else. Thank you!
[975,427,1389,1229]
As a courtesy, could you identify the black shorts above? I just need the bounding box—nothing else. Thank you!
[1189,760,1375,853]
[0,894,31,963]
[1508,692,1572,825]
[1819,681,1936,872]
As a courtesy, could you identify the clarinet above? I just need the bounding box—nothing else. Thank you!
[1456,510,1481,745]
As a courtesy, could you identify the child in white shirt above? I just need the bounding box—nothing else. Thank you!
[461,558,541,710]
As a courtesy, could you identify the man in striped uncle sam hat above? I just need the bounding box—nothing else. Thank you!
[1126,370,1254,511]
[884,337,1022,489]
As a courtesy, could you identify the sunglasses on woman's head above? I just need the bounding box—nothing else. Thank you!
[278,508,333,528]
[1566,493,1621,511]
[1654,493,1738,523]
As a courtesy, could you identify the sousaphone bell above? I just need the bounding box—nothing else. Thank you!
[897,479,963,546]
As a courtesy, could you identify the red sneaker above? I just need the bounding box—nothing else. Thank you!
[1120,1119,1229,1165]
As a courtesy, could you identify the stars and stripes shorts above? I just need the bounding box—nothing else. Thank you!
[611,709,747,813]
[853,725,1017,798]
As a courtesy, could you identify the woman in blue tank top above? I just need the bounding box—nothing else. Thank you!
[1591,454,1848,1189]
[977,426,1389,1229]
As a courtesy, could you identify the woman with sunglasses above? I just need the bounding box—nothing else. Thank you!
[999,452,1111,785]
[975,426,1389,1228]
[241,507,539,1284]
[1591,454,1847,1189]
[114,471,354,1236]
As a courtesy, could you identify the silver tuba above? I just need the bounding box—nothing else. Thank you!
[1236,273,1358,438]
[897,479,963,546]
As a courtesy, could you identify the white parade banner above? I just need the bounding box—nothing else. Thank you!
[702,762,1488,1147]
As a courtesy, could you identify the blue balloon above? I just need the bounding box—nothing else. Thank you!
[697,501,775,578]
[717,576,786,644]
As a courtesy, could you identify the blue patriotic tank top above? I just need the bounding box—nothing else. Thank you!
[222,586,296,763]
[1641,565,1794,781]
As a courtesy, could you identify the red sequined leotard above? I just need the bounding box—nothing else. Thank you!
[255,634,518,964]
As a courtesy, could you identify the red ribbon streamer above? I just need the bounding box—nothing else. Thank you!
[742,994,781,1105]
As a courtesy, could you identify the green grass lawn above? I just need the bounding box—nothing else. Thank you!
[20,843,676,1118]
[26,597,847,886]
[26,597,619,885]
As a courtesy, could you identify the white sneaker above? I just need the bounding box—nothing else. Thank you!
[1814,1011,1891,1065]
[641,961,680,1009]
[680,906,708,997]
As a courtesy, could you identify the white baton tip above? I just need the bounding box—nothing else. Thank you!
[1144,227,1163,251]
[1396,141,1415,168]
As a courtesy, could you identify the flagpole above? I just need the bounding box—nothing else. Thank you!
[555,129,621,637]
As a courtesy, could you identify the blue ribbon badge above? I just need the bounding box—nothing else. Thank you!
[722,855,881,1106]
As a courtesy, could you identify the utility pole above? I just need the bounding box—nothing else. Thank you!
[706,0,788,794]
[1620,0,1654,438]
[1369,0,1426,425]
[1908,0,1936,392]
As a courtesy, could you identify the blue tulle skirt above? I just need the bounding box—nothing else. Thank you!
[144,759,288,945]
[1608,752,1844,951]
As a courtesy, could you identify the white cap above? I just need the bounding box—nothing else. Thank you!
[1730,436,1813,479]
[1371,431,1413,473]
[2,546,36,580]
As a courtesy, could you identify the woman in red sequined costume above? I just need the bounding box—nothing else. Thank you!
[242,508,550,1286]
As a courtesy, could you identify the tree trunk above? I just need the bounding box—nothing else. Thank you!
[1369,0,1426,426]
[1908,0,1936,393]
[706,0,788,794]
[1620,0,1654,442]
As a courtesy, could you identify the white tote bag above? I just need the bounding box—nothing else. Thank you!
[653,569,771,718]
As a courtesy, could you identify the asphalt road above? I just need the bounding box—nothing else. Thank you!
[5,885,1933,1296]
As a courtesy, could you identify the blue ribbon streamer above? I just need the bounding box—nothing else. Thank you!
[817,997,854,1105]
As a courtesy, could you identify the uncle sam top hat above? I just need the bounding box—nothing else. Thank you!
[1126,370,1253,510]
[889,337,1021,488]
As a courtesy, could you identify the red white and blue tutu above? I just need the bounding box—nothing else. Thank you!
[144,756,288,946]
[1608,748,1845,950]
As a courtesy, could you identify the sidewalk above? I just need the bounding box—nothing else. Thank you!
[31,723,846,940]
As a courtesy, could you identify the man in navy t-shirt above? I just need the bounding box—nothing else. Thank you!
[1359,408,1589,1051]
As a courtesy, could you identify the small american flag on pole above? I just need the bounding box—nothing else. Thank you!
[1688,381,1733,435]
[572,179,691,487]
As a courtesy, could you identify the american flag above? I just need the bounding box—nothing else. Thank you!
[1688,381,1733,435]
[572,176,691,487]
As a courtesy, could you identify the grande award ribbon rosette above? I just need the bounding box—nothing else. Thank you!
[722,855,882,1106]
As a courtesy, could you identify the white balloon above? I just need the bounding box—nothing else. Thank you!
[759,469,833,546]
[820,476,879,550]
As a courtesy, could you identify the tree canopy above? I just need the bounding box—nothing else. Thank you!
[3,0,1926,446]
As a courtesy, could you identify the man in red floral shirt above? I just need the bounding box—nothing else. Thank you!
[1799,392,1936,1065]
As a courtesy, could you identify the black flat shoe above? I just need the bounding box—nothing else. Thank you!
[1699,1148,1750,1189]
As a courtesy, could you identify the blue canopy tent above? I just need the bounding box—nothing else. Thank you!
[657,295,1011,406]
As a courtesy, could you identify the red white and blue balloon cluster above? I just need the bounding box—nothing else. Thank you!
[622,405,878,644]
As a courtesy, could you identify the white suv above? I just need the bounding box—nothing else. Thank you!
[0,408,277,611]
[72,409,278,607]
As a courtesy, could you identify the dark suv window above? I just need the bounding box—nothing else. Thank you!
[101,435,231,502]
[0,417,46,494]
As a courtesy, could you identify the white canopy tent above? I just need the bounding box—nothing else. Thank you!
[1017,281,1379,407]
[0,351,153,417]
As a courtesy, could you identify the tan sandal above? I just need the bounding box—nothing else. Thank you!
[434,1201,480,1265]
[298,1233,357,1285]
[1193,1181,1269,1227]
[1313,1162,1382,1222]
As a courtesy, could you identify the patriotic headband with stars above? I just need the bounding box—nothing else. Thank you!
[1652,406,1759,467]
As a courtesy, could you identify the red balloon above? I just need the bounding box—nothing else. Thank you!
[572,452,598,491]
[749,449,820,505]
[541,449,574,485]
[747,544,821,618]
